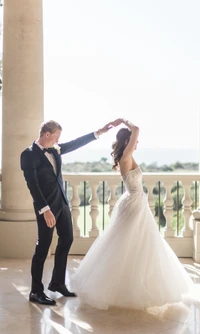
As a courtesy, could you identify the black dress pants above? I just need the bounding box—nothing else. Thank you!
[31,199,73,293]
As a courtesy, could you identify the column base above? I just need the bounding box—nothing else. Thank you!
[193,218,200,263]
[0,220,37,258]
[0,209,36,221]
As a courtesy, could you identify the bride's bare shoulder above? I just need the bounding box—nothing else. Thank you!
[119,158,138,176]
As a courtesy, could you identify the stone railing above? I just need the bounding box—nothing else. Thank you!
[51,172,200,260]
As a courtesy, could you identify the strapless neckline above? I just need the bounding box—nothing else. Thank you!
[121,166,140,179]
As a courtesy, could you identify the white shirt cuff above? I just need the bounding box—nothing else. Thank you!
[39,205,50,215]
[94,131,99,139]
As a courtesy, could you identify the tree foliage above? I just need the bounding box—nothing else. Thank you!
[62,159,199,173]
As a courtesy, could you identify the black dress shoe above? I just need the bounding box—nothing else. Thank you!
[29,292,56,305]
[48,283,77,297]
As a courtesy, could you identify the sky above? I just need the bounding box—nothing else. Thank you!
[43,0,200,151]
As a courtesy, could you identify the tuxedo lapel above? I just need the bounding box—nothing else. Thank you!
[51,149,62,176]
[32,141,44,157]
[32,142,55,172]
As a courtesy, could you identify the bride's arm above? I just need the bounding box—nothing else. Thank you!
[122,119,137,131]
[111,117,139,158]
[121,119,139,158]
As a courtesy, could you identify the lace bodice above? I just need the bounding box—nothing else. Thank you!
[121,166,143,194]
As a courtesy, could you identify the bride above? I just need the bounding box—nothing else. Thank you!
[70,118,193,310]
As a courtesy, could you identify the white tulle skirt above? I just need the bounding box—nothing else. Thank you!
[70,190,193,310]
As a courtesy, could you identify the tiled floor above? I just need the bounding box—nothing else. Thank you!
[0,256,200,334]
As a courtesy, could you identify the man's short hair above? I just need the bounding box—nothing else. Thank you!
[39,120,62,137]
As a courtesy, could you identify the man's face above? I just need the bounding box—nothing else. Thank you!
[45,129,61,148]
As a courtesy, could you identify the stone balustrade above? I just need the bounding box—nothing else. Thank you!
[50,172,200,261]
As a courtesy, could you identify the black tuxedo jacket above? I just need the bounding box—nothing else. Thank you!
[20,132,96,217]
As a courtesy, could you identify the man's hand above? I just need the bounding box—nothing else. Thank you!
[44,209,56,228]
[97,122,114,135]
[97,118,125,136]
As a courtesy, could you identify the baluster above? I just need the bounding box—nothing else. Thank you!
[89,182,100,237]
[146,183,156,216]
[70,183,81,237]
[108,182,118,217]
[181,181,193,237]
[163,184,175,237]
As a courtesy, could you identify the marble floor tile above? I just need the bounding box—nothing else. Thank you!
[0,256,200,334]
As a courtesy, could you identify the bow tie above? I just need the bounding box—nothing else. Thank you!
[43,148,54,153]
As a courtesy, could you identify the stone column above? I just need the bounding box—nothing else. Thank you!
[0,0,44,257]
[192,210,200,263]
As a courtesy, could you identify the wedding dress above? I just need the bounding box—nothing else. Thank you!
[70,166,193,310]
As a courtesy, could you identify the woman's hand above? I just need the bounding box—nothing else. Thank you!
[112,118,123,127]
[96,118,125,136]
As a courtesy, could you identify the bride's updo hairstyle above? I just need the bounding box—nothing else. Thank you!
[111,128,131,170]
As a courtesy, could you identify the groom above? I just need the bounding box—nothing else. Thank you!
[20,120,113,305]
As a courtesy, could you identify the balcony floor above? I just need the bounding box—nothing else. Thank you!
[0,256,200,334]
